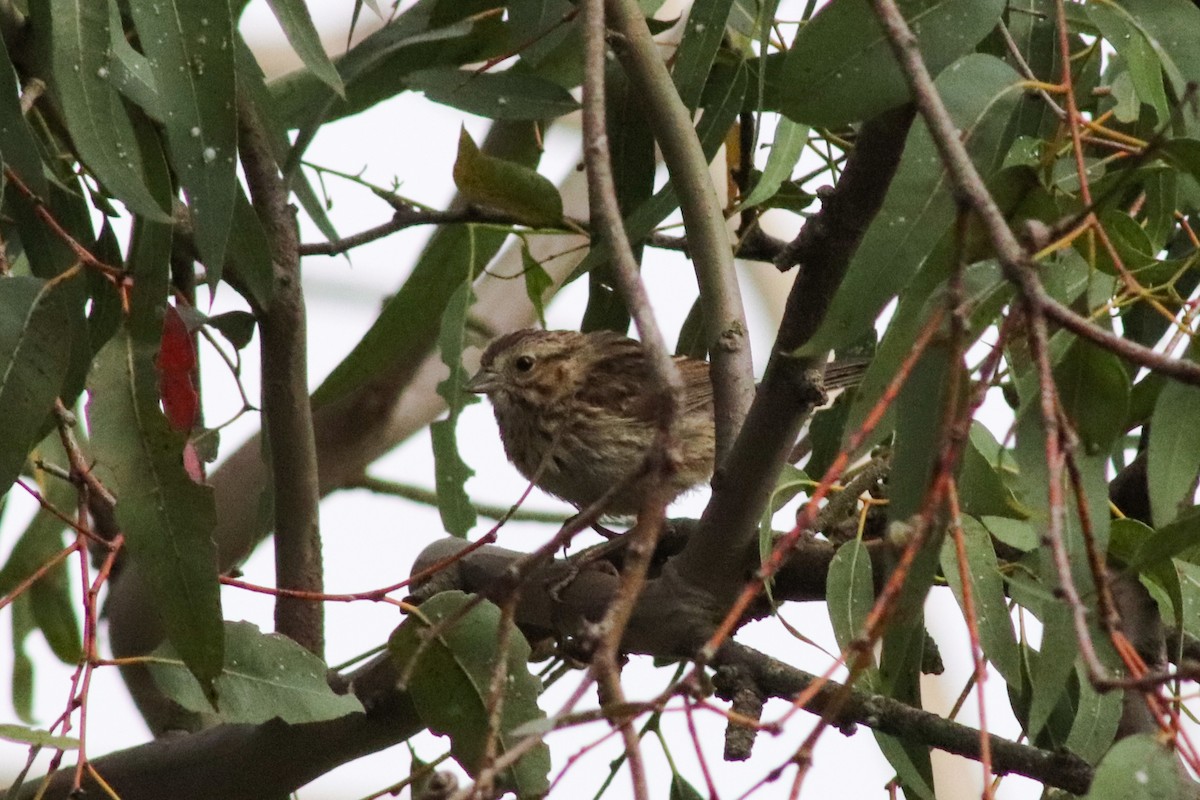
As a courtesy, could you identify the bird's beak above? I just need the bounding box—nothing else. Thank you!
[464,368,498,394]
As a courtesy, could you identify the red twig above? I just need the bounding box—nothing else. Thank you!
[947,482,995,799]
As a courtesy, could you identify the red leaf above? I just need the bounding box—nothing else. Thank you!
[157,305,199,432]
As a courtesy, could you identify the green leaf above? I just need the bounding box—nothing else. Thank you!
[206,310,257,351]
[1084,733,1189,800]
[0,35,47,196]
[1108,0,1200,136]
[1054,339,1130,456]
[981,515,1038,552]
[760,465,812,585]
[1025,604,1077,739]
[567,60,748,283]
[1125,509,1200,574]
[88,327,223,693]
[390,591,551,797]
[777,0,1006,127]
[407,67,579,120]
[0,275,79,496]
[432,266,480,538]
[669,773,705,800]
[940,517,1020,684]
[957,423,1023,519]
[1086,3,1169,123]
[265,0,344,95]
[39,0,171,220]
[453,128,563,228]
[270,0,504,132]
[736,117,808,211]
[11,596,36,722]
[826,538,875,660]
[521,248,553,328]
[223,186,276,311]
[0,724,79,750]
[1148,372,1200,526]
[149,621,364,724]
[0,447,81,666]
[128,0,238,280]
[873,733,935,800]
[670,0,735,111]
[800,55,1022,355]
[1065,664,1121,765]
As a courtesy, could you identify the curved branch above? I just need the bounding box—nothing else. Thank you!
[605,0,755,456]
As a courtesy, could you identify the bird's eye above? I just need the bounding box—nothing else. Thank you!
[514,355,535,372]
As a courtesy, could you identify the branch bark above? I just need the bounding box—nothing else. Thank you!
[238,95,325,657]
[606,0,755,456]
[666,105,915,608]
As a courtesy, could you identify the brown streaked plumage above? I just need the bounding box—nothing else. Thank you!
[465,329,715,515]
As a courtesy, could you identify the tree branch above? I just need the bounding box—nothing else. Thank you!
[238,95,325,657]
[712,643,1095,795]
[605,0,755,457]
[20,655,420,800]
[666,105,915,608]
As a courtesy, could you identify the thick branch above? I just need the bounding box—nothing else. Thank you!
[666,106,915,607]
[21,655,420,800]
[713,643,1095,795]
[239,95,325,656]
[407,537,1094,794]
[605,0,755,457]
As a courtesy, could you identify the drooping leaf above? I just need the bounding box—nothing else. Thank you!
[389,591,551,797]
[39,0,172,220]
[826,538,875,662]
[1064,664,1121,766]
[88,328,223,693]
[777,0,1007,127]
[149,620,363,724]
[432,267,480,538]
[0,34,48,196]
[88,148,222,691]
[0,275,79,496]
[1148,369,1200,525]
[1054,338,1130,456]
[521,248,553,328]
[265,0,344,95]
[1086,3,1169,123]
[940,516,1020,684]
[452,128,564,228]
[671,0,735,111]
[128,0,238,281]
[800,55,1023,355]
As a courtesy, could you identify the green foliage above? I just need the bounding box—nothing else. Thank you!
[148,621,364,724]
[389,591,550,798]
[1,0,1200,796]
